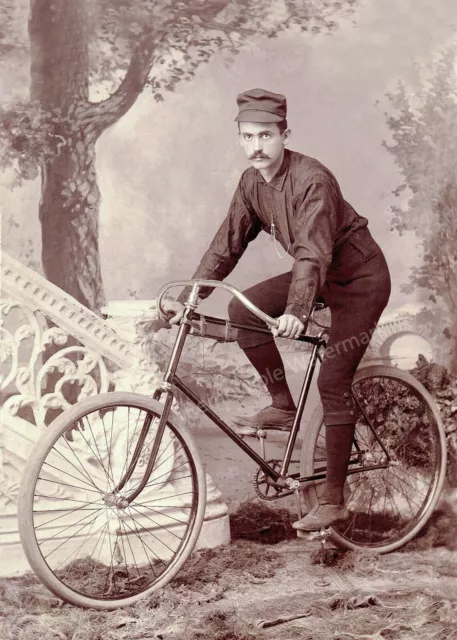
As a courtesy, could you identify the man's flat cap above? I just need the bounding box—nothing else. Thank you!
[235,88,287,123]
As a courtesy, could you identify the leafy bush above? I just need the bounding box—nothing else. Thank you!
[410,357,457,486]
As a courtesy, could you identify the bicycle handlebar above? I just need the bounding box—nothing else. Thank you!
[156,279,329,333]
[156,279,280,329]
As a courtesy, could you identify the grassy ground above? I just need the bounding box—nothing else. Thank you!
[1,502,457,640]
[0,539,279,640]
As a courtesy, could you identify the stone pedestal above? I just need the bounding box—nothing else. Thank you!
[102,300,231,543]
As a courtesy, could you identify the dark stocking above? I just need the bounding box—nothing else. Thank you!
[243,342,296,410]
[323,424,355,504]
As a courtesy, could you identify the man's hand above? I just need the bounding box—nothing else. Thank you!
[161,299,185,326]
[272,314,305,339]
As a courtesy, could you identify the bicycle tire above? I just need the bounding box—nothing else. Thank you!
[300,365,447,553]
[18,392,207,610]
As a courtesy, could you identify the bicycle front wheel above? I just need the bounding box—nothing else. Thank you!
[18,392,206,609]
[300,365,447,553]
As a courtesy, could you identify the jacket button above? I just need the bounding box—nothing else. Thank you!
[343,392,349,398]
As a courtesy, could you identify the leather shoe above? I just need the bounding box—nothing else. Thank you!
[232,405,296,435]
[292,502,349,531]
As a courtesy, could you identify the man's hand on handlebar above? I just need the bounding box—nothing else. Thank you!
[158,288,305,338]
[272,314,305,339]
[162,299,185,326]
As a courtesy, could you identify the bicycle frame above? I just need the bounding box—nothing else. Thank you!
[117,281,390,504]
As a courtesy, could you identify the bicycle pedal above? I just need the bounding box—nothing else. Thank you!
[296,527,331,541]
[233,425,267,438]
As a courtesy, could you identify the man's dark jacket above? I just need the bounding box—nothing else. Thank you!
[178,149,368,322]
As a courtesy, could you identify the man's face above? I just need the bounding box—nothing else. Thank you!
[238,121,289,171]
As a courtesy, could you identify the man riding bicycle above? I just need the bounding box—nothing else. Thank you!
[163,88,391,530]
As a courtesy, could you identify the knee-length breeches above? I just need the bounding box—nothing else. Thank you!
[228,227,392,426]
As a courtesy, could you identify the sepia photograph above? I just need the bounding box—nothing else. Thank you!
[1,0,457,637]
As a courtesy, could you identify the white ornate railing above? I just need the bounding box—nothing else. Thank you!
[0,253,229,577]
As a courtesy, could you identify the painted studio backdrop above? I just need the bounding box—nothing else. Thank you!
[2,1,457,347]
[1,0,457,578]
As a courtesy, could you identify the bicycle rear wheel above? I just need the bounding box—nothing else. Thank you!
[18,392,206,609]
[300,365,446,553]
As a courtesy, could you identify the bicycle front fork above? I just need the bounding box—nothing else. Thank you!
[113,291,198,502]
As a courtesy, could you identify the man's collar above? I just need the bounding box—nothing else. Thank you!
[255,149,290,191]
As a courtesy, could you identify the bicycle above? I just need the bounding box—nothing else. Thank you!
[18,279,447,610]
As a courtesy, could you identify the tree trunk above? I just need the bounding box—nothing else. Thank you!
[29,0,158,311]
[40,132,105,310]
[29,0,105,311]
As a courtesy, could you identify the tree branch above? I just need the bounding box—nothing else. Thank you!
[194,16,255,40]
[82,32,158,134]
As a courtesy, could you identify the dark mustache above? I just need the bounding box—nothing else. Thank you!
[249,153,270,160]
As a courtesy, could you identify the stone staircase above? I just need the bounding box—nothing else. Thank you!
[0,253,229,577]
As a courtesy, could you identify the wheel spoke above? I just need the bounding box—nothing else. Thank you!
[47,446,102,491]
[79,415,115,489]
[62,437,108,492]
[34,496,104,529]
[33,495,105,506]
[134,490,195,505]
[127,503,185,546]
[42,460,102,492]
[37,476,103,494]
[41,511,105,562]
